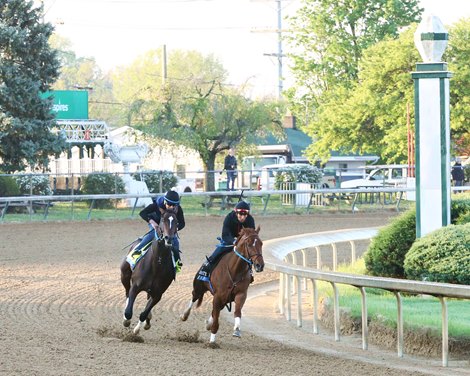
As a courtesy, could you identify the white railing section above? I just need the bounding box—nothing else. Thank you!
[263,228,470,368]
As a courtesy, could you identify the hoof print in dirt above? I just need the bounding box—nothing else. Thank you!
[204,342,220,349]
[122,333,144,343]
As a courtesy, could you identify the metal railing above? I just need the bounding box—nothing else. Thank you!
[263,228,470,367]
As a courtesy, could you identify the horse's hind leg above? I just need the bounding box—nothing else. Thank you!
[120,260,132,298]
[181,283,205,321]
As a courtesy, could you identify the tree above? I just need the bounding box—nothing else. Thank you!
[285,0,422,162]
[446,18,470,156]
[301,20,470,163]
[0,0,65,172]
[150,82,284,191]
[113,49,284,190]
[287,0,422,94]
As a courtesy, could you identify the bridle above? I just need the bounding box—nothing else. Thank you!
[157,210,178,247]
[233,233,263,266]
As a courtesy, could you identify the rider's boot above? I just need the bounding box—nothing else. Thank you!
[173,248,183,273]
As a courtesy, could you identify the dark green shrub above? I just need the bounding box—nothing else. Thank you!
[81,173,126,209]
[404,223,470,284]
[364,209,416,278]
[463,164,470,183]
[451,194,470,224]
[0,175,20,196]
[132,170,177,193]
[15,175,52,195]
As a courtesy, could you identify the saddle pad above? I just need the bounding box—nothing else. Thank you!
[126,242,151,270]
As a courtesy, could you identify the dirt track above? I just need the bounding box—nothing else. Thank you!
[0,212,460,376]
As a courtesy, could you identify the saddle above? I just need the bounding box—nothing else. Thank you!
[126,241,152,270]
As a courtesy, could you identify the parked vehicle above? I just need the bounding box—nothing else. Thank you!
[340,165,410,189]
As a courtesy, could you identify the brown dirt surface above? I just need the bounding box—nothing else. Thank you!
[0,212,468,376]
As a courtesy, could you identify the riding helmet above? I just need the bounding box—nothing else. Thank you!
[235,201,250,212]
[164,190,180,205]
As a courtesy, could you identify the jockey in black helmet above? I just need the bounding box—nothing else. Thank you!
[133,190,185,271]
[199,200,255,276]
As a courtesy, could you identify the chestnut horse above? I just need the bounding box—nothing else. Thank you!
[120,209,179,334]
[181,226,264,343]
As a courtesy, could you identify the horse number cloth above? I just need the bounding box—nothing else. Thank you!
[126,242,152,270]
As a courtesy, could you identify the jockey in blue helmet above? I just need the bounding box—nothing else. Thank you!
[133,190,185,271]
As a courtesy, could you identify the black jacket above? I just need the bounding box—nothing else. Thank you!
[139,196,185,231]
[451,163,465,181]
[224,154,237,171]
[220,211,255,245]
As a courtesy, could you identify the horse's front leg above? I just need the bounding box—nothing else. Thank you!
[123,285,139,327]
[233,292,247,338]
[134,293,161,334]
[207,297,224,343]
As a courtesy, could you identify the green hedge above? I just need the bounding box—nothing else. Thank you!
[404,223,470,284]
[81,173,126,209]
[132,170,177,193]
[364,209,416,278]
[364,196,470,279]
[0,175,20,196]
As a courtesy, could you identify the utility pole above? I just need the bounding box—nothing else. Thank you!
[256,0,289,99]
[162,44,167,85]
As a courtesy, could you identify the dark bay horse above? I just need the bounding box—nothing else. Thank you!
[181,226,264,343]
[120,209,179,334]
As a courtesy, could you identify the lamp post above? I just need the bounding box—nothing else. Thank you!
[411,15,452,238]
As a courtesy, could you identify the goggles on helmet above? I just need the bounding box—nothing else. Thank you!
[235,209,249,216]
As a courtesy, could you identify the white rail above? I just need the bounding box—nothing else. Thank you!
[263,228,470,367]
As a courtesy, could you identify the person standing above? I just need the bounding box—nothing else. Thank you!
[223,148,237,191]
[451,159,465,193]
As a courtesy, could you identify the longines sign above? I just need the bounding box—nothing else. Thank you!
[41,90,88,120]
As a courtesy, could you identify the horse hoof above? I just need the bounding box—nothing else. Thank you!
[123,319,131,328]
[233,329,241,338]
[144,323,151,330]
[207,342,220,349]
[180,313,188,322]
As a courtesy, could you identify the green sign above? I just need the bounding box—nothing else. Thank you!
[42,90,88,119]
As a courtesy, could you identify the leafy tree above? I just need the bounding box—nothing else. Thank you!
[285,0,422,163]
[446,18,470,156]
[113,49,284,191]
[0,0,66,172]
[286,0,422,93]
[151,83,284,191]
[301,21,470,163]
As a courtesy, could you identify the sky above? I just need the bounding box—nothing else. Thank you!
[39,0,470,98]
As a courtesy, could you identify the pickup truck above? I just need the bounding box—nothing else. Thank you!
[340,165,410,189]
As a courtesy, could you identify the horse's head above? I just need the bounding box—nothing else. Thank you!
[236,226,264,272]
[159,209,178,247]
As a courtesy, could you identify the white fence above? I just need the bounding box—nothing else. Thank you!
[263,228,470,368]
